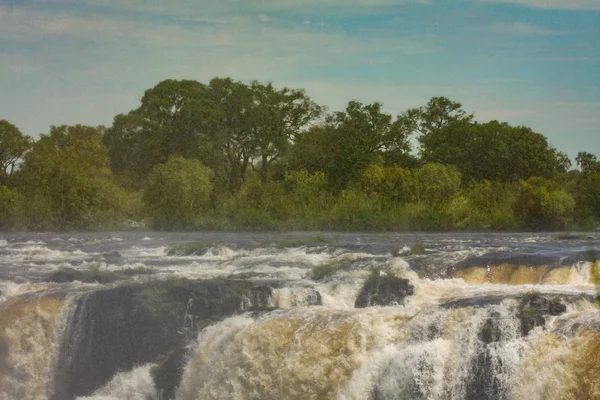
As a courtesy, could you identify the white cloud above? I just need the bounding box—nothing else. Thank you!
[491,22,561,35]
[0,5,440,138]
[27,0,433,17]
[481,0,600,10]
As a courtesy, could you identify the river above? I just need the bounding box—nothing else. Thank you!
[0,232,598,400]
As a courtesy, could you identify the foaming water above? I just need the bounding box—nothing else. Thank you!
[75,364,158,400]
[178,308,407,400]
[454,262,595,286]
[0,292,73,400]
[0,232,598,399]
[513,310,600,400]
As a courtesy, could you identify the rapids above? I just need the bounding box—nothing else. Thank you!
[0,232,598,399]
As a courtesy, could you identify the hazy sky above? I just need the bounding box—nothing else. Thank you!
[1,0,598,159]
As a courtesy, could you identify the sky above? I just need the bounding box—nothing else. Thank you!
[1,0,599,161]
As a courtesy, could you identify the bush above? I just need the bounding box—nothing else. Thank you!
[513,177,574,230]
[144,156,213,230]
[0,185,21,229]
[412,163,461,206]
[357,165,414,204]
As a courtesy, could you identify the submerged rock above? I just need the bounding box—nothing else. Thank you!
[355,272,414,308]
[166,242,211,256]
[479,311,503,344]
[151,346,189,400]
[518,293,566,336]
[50,278,278,400]
[48,267,120,284]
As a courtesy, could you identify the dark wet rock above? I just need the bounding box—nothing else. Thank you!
[479,311,503,344]
[442,295,507,309]
[355,273,414,308]
[48,267,120,284]
[50,278,278,400]
[102,251,123,262]
[518,294,566,336]
[166,242,210,256]
[465,347,505,400]
[151,346,188,400]
[305,288,322,306]
[241,285,274,310]
[47,266,155,284]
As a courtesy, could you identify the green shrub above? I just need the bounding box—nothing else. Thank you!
[513,177,575,230]
[0,185,20,229]
[144,156,213,230]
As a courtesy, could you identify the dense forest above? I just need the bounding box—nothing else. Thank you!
[1,78,599,232]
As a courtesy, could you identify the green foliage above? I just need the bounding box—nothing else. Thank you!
[289,101,412,191]
[6,80,599,233]
[0,185,21,229]
[18,125,132,230]
[411,114,564,183]
[461,180,518,230]
[572,167,600,226]
[412,163,462,206]
[513,177,575,230]
[144,156,213,230]
[410,241,426,255]
[0,120,32,185]
[576,152,599,173]
[358,165,414,204]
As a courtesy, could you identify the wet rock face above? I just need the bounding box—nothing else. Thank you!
[51,278,277,400]
[48,267,120,284]
[355,274,414,308]
[151,346,189,400]
[479,312,503,344]
[518,294,567,336]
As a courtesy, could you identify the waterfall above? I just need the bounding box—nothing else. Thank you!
[0,232,597,399]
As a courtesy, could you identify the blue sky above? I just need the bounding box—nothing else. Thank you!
[1,0,599,160]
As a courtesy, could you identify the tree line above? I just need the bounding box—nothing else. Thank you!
[1,77,599,231]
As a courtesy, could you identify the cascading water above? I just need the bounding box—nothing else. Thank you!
[0,232,597,399]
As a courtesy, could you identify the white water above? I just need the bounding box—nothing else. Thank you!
[0,232,597,400]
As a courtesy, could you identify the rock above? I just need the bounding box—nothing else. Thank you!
[478,312,503,344]
[355,273,414,308]
[151,347,188,400]
[241,285,274,310]
[166,242,210,256]
[48,268,120,284]
[50,278,278,400]
[518,294,566,336]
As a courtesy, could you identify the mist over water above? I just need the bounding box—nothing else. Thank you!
[0,232,598,399]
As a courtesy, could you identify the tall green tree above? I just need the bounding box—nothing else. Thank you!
[289,101,413,190]
[0,120,32,185]
[104,79,220,188]
[19,125,129,230]
[205,77,255,193]
[576,152,599,173]
[397,96,473,158]
[572,152,600,225]
[247,82,323,184]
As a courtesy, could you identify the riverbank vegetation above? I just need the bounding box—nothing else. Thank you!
[1,78,599,232]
